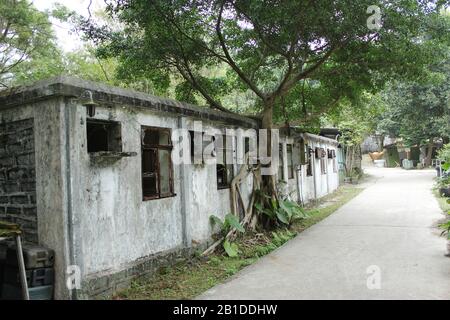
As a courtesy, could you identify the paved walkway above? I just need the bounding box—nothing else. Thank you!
[199,168,450,300]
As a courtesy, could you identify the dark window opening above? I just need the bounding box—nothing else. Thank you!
[244,137,250,155]
[216,135,234,189]
[287,144,294,179]
[320,158,327,175]
[299,139,307,165]
[189,130,215,164]
[305,144,313,176]
[87,120,122,153]
[142,127,174,200]
[278,143,284,180]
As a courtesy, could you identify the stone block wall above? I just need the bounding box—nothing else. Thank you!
[0,118,37,243]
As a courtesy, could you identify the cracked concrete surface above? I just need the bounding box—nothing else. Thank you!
[198,168,450,300]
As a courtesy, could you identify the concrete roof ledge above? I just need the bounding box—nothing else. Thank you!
[302,132,339,146]
[0,75,259,128]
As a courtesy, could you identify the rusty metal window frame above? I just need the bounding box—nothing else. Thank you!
[141,126,175,201]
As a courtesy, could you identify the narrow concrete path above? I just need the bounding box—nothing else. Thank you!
[199,168,450,300]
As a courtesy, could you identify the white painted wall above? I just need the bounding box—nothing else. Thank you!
[1,98,339,299]
[296,134,339,204]
[66,103,256,282]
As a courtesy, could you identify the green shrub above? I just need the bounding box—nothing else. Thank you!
[254,191,309,227]
[209,213,245,257]
[438,143,450,171]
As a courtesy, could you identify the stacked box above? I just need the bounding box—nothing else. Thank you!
[5,245,54,269]
[3,266,54,287]
[0,244,54,300]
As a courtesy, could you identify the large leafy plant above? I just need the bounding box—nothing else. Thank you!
[254,190,309,227]
[209,213,245,257]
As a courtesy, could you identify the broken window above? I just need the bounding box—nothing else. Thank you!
[287,144,294,179]
[142,127,174,200]
[87,119,122,153]
[189,130,206,164]
[328,149,338,173]
[320,158,327,175]
[305,144,313,177]
[299,139,307,165]
[216,135,234,189]
[278,143,284,180]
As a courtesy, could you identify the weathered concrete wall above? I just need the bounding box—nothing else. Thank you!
[183,119,253,244]
[277,136,300,201]
[0,98,72,300]
[0,118,37,243]
[0,77,341,299]
[298,134,339,204]
[66,103,183,297]
[34,98,72,300]
[63,102,255,298]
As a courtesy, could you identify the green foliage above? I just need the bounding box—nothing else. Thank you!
[210,213,245,234]
[377,58,450,148]
[209,215,224,230]
[439,202,450,240]
[253,230,296,257]
[276,200,309,226]
[0,0,59,87]
[81,0,450,124]
[209,213,245,257]
[223,239,240,258]
[254,190,309,227]
[325,92,386,146]
[438,144,450,167]
[224,214,245,233]
[437,175,450,190]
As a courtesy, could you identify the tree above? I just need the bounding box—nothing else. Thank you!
[84,1,449,120]
[78,0,450,213]
[324,92,386,178]
[378,59,450,166]
[0,0,58,87]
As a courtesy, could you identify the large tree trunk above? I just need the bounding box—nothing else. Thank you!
[260,101,278,199]
[424,139,434,167]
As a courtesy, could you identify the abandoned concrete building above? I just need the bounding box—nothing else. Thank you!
[0,77,340,299]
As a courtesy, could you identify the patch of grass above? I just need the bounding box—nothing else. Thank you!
[113,184,364,300]
[433,189,450,215]
[113,256,257,300]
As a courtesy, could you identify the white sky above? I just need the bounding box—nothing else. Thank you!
[32,0,105,52]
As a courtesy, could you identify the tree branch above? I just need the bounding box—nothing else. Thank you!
[175,62,232,113]
[215,2,265,100]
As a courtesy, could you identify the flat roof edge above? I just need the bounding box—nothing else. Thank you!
[302,132,339,145]
[0,76,259,128]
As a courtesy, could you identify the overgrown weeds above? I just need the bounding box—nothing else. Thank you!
[113,185,363,300]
